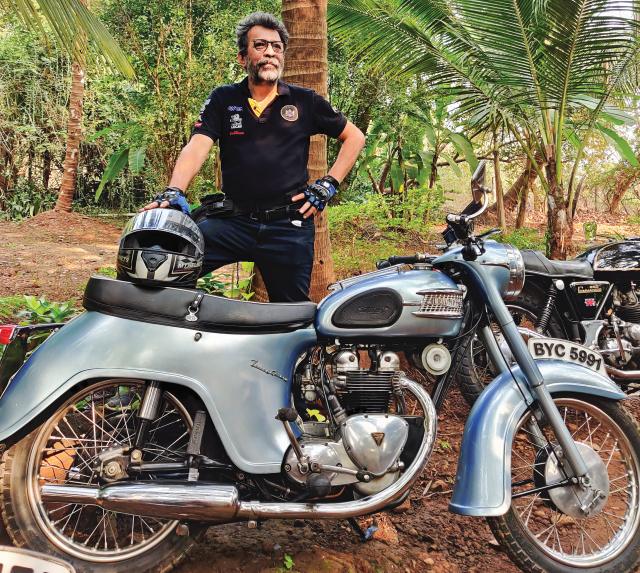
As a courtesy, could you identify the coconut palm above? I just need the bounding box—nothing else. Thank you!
[328,0,640,258]
[6,0,132,76]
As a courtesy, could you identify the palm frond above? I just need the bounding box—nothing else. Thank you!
[4,0,133,77]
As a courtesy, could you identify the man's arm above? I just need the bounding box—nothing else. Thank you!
[294,121,365,218]
[328,121,366,184]
[140,134,214,211]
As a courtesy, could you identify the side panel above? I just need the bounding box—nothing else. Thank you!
[0,312,316,474]
[449,360,624,517]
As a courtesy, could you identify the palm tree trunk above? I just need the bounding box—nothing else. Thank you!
[253,1,334,302]
[609,168,640,214]
[55,60,85,212]
[493,131,506,230]
[284,0,334,301]
[545,152,573,259]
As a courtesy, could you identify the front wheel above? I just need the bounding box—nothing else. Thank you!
[457,292,564,405]
[488,396,640,572]
[0,379,204,573]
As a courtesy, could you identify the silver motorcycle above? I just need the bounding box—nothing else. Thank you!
[0,165,638,573]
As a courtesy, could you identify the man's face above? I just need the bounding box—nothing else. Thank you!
[238,25,284,84]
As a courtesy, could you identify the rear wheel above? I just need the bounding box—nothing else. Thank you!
[458,292,564,405]
[488,396,640,572]
[0,379,204,573]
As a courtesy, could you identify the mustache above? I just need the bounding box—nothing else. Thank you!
[258,58,280,68]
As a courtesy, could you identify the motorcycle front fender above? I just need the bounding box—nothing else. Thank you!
[449,360,624,517]
[0,311,316,474]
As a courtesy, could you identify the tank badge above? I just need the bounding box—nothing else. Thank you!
[281,105,298,122]
[250,360,287,382]
[371,432,385,446]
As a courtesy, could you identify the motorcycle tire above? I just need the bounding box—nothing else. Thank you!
[488,395,640,573]
[0,379,205,573]
[457,291,564,406]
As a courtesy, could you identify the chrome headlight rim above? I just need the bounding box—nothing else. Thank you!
[503,243,525,299]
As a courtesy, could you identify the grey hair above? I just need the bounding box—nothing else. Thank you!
[236,12,289,56]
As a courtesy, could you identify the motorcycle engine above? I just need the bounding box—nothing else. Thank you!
[287,347,425,495]
[599,284,640,369]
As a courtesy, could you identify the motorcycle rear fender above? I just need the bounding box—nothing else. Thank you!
[0,311,317,474]
[449,360,624,517]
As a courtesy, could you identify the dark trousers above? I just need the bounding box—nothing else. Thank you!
[197,214,315,302]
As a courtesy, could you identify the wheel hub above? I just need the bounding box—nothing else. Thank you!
[544,442,609,518]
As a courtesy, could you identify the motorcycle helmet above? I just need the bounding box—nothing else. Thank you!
[116,209,204,287]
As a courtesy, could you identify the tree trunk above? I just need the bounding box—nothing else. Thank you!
[55,60,85,212]
[545,152,573,259]
[253,1,334,302]
[480,155,540,224]
[493,132,506,230]
[283,0,334,302]
[609,168,640,214]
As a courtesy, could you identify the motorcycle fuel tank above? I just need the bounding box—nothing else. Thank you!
[591,241,640,282]
[315,266,464,339]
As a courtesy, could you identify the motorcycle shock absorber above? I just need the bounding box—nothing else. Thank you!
[133,381,163,450]
[536,281,560,333]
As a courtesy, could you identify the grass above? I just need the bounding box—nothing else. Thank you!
[0,295,28,322]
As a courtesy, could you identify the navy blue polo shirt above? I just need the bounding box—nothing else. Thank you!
[192,78,347,203]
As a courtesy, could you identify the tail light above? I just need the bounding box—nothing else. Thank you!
[0,325,18,345]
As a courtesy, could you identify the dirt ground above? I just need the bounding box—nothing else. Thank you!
[0,210,638,572]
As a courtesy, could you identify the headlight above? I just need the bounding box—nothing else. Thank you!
[503,243,525,299]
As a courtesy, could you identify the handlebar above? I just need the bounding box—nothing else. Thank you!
[375,254,434,269]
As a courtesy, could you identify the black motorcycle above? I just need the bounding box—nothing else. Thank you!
[458,235,640,403]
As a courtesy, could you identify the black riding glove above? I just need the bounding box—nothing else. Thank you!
[304,176,339,211]
[153,187,191,214]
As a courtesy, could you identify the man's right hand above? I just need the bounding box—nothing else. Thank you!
[139,199,170,212]
[139,188,191,214]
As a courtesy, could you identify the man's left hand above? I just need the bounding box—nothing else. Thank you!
[292,176,339,218]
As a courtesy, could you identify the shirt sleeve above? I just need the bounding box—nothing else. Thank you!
[191,89,221,142]
[310,92,347,138]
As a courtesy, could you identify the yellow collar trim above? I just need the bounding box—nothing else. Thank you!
[248,89,278,117]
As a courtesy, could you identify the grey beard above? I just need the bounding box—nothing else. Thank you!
[247,59,281,84]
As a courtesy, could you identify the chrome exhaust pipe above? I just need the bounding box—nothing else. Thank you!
[606,366,640,381]
[42,378,435,523]
[42,481,240,521]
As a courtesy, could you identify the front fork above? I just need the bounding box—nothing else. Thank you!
[479,310,589,479]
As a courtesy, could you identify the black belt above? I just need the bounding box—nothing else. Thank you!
[241,203,303,223]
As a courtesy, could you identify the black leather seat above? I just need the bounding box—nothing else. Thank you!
[83,276,317,333]
[521,250,593,278]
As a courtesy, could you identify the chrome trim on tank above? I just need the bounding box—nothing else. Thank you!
[411,289,464,318]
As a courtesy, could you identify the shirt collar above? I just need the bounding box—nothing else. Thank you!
[240,77,290,97]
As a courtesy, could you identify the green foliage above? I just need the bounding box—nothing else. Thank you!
[0,296,27,321]
[329,190,443,276]
[96,266,117,278]
[495,228,546,252]
[197,262,255,300]
[0,180,56,220]
[282,554,295,571]
[17,295,78,324]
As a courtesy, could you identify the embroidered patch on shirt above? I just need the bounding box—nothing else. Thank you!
[281,105,298,122]
[230,113,243,130]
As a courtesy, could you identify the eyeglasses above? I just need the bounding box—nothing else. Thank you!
[252,39,285,54]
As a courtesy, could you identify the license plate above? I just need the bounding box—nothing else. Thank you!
[527,337,607,376]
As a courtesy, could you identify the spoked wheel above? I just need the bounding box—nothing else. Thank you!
[457,295,563,405]
[1,379,203,573]
[489,396,640,573]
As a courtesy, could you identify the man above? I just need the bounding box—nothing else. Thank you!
[142,12,365,302]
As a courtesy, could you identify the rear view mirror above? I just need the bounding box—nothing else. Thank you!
[470,160,487,203]
[471,160,486,188]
